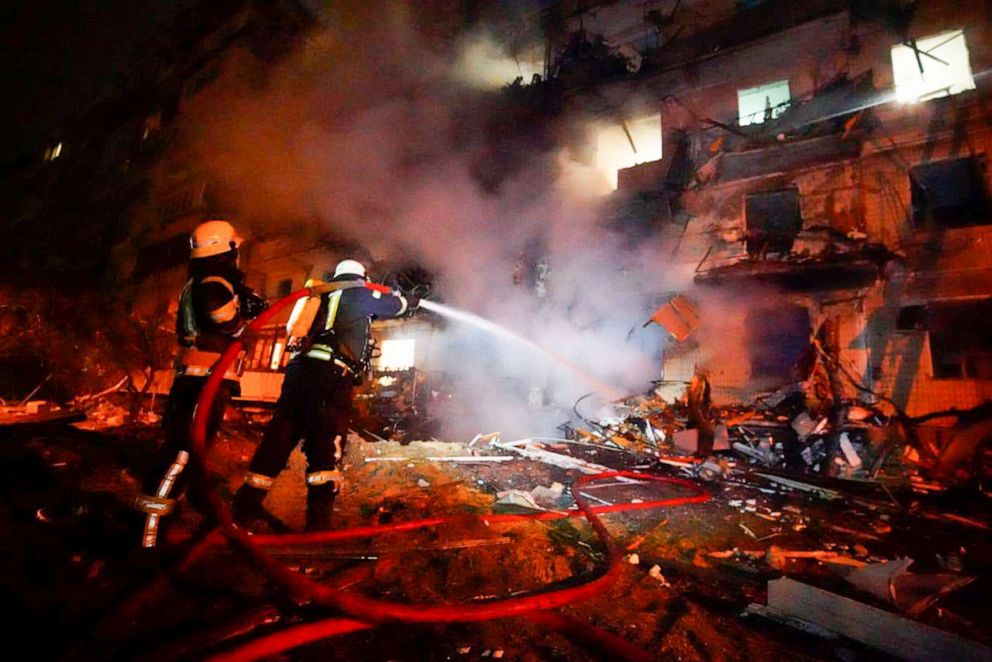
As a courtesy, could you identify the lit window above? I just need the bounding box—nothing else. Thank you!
[595,114,662,190]
[269,341,285,370]
[738,80,790,126]
[142,113,162,140]
[891,30,975,103]
[379,338,415,371]
[44,142,63,161]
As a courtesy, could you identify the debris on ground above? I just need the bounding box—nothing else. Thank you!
[748,577,992,662]
[844,557,976,617]
[4,365,991,662]
[0,401,86,432]
[552,373,992,530]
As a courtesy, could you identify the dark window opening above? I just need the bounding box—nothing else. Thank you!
[745,188,802,258]
[746,304,811,379]
[908,300,992,379]
[895,305,926,331]
[736,0,770,9]
[911,156,990,229]
[276,278,293,298]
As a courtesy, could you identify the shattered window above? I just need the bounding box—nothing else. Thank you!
[744,188,802,258]
[595,114,662,190]
[891,29,976,103]
[922,300,992,379]
[44,142,63,161]
[910,156,989,229]
[745,304,811,380]
[737,80,790,126]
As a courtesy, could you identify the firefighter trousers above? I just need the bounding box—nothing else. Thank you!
[234,357,352,530]
[136,374,233,547]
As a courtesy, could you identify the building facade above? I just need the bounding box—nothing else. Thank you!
[548,0,992,419]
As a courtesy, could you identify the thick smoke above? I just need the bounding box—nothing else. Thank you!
[181,3,692,439]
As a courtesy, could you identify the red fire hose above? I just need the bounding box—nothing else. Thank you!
[189,289,710,661]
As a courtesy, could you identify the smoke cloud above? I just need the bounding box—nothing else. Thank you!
[180,2,693,439]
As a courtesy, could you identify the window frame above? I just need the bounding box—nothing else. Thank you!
[896,300,992,380]
[891,29,976,104]
[909,155,990,230]
[743,187,803,258]
[737,79,791,127]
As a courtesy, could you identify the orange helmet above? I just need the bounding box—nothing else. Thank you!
[190,220,243,259]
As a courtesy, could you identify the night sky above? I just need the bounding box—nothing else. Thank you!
[0,0,197,164]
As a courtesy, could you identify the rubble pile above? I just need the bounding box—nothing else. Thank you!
[0,399,86,432]
[563,378,991,500]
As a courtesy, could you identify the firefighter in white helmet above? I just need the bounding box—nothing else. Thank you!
[133,219,268,548]
[233,258,416,531]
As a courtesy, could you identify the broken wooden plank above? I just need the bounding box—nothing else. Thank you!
[756,473,844,500]
[468,431,501,447]
[364,456,515,464]
[578,492,613,507]
[922,511,992,531]
[0,408,86,433]
[274,537,513,558]
[763,577,992,662]
[766,545,866,570]
[492,438,615,475]
[745,603,839,639]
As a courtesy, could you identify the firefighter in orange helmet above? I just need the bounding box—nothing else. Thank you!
[133,220,267,548]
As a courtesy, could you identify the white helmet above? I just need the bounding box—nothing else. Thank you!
[333,259,366,279]
[190,220,242,259]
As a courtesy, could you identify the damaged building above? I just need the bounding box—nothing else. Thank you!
[3,1,992,660]
[541,0,992,480]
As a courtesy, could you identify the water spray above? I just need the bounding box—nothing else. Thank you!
[418,299,625,402]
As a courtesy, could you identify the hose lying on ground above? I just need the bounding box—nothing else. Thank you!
[188,289,710,661]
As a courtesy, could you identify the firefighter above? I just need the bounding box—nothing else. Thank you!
[134,220,267,548]
[232,259,415,531]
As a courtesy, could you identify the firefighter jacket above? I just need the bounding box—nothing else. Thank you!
[301,274,408,372]
[176,258,266,355]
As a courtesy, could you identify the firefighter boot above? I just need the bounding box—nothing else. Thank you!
[306,483,336,531]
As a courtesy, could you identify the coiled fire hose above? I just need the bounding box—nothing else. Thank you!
[188,289,710,661]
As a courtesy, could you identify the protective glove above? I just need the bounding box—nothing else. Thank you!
[405,294,420,312]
